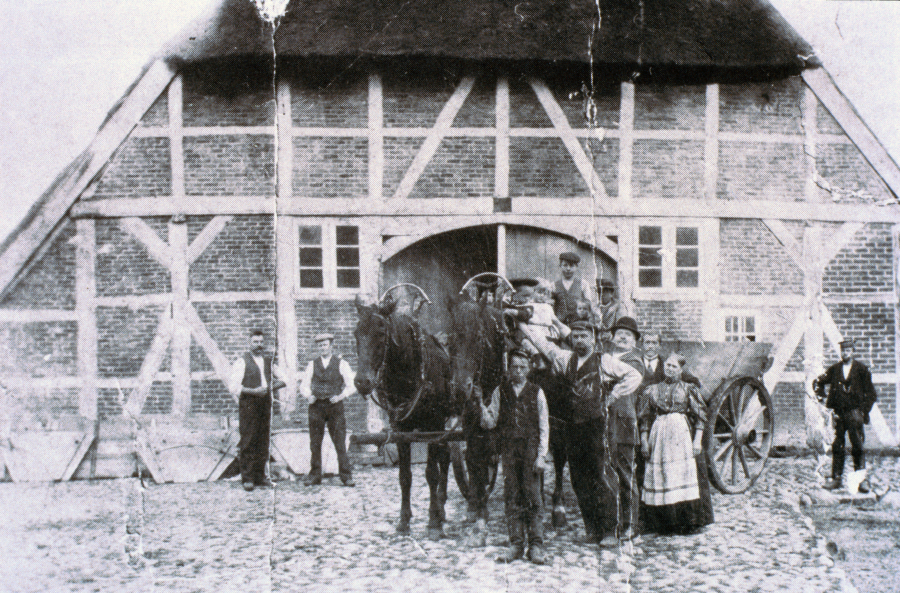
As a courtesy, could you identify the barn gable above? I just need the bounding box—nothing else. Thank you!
[0,0,898,481]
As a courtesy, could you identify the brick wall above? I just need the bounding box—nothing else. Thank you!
[772,382,804,446]
[719,219,804,295]
[189,215,275,293]
[581,138,619,197]
[509,78,551,127]
[384,70,456,127]
[96,218,172,296]
[634,300,703,340]
[816,143,895,205]
[91,137,172,199]
[96,306,165,378]
[292,137,368,198]
[140,92,168,127]
[719,78,803,134]
[454,76,494,127]
[635,84,705,130]
[633,139,704,199]
[291,72,367,128]
[816,102,842,136]
[193,301,277,365]
[2,386,80,426]
[510,137,586,197]
[823,223,893,293]
[717,141,805,201]
[382,137,423,197]
[184,135,275,196]
[411,138,494,199]
[1,221,75,309]
[827,303,896,373]
[0,321,77,377]
[182,65,274,127]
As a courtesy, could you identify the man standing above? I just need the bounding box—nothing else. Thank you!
[480,349,550,565]
[521,320,642,547]
[598,278,625,335]
[814,339,878,493]
[299,332,356,487]
[552,252,600,326]
[228,329,286,492]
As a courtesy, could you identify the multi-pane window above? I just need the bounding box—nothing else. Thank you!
[725,315,756,342]
[298,223,361,291]
[637,224,701,290]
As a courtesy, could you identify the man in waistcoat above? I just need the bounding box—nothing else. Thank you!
[228,329,286,492]
[814,338,878,493]
[552,252,600,327]
[520,320,642,547]
[299,332,357,487]
[480,349,550,565]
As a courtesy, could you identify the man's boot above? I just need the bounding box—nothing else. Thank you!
[528,543,547,565]
[822,476,842,490]
[497,520,525,563]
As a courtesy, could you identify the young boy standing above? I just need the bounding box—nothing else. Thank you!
[481,349,550,564]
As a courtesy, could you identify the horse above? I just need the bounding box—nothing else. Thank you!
[353,296,455,539]
[447,292,507,541]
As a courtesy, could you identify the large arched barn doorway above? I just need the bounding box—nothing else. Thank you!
[380,224,616,336]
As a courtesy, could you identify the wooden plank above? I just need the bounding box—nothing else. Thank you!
[190,291,275,302]
[804,86,820,204]
[391,76,475,201]
[76,218,97,419]
[819,304,844,356]
[186,216,232,264]
[168,74,185,202]
[530,78,608,199]
[820,222,865,266]
[206,428,240,481]
[704,84,719,202]
[169,219,191,416]
[803,68,900,200]
[124,307,173,417]
[184,304,234,395]
[95,293,172,308]
[0,309,78,322]
[133,429,167,483]
[763,300,811,393]
[0,60,176,299]
[119,217,174,270]
[618,82,635,202]
[277,77,293,205]
[59,431,95,481]
[368,73,383,202]
[70,194,900,223]
[822,292,895,305]
[762,219,804,269]
[495,76,510,200]
[894,224,900,436]
[133,125,278,138]
[275,215,298,415]
[497,224,507,278]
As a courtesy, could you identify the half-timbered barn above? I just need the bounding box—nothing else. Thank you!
[1,0,898,481]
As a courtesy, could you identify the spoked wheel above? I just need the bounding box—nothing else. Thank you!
[704,376,774,494]
[450,441,498,502]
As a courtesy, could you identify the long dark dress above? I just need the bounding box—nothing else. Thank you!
[638,378,714,533]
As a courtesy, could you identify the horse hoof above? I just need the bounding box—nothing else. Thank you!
[552,508,567,528]
[396,523,411,535]
[426,527,443,541]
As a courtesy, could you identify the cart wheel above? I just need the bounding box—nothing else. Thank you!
[704,376,774,494]
[450,441,498,502]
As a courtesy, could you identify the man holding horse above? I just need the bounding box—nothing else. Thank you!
[480,348,550,565]
[521,320,642,547]
[299,332,356,487]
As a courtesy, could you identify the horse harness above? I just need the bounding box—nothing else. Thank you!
[370,311,434,425]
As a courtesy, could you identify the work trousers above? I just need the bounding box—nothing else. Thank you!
[832,410,866,477]
[308,399,352,481]
[502,439,544,547]
[238,394,271,484]
[565,417,616,538]
[609,443,639,533]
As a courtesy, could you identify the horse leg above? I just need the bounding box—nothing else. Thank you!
[550,432,567,528]
[435,443,450,524]
[425,443,445,540]
[397,442,412,534]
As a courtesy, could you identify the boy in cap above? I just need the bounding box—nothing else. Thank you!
[481,349,550,564]
[814,338,878,492]
[299,331,357,486]
[553,252,600,326]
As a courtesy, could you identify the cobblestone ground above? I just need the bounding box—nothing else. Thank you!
[1,455,895,593]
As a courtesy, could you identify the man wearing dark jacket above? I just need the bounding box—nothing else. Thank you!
[814,338,878,492]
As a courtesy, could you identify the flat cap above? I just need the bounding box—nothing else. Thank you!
[314,332,335,342]
[559,252,580,264]
[510,277,540,289]
[598,277,616,289]
[839,338,855,348]
[568,320,596,333]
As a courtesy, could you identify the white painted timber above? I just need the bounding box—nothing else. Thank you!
[368,74,383,202]
[75,219,97,419]
[186,216,233,264]
[119,217,174,270]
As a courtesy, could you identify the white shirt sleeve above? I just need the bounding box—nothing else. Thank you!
[603,354,643,404]
[481,386,501,430]
[331,358,357,402]
[228,358,246,398]
[299,360,315,399]
[536,387,549,461]
[519,323,573,375]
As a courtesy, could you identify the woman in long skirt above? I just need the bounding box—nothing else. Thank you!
[638,353,714,534]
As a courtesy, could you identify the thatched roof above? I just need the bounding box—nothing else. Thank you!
[163,0,817,74]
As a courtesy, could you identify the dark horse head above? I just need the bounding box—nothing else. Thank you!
[352,295,397,398]
[448,292,506,406]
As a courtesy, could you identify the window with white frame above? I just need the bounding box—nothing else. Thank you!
[298,222,361,291]
[637,224,701,290]
[724,313,757,342]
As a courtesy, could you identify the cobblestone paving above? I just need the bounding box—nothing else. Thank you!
[1,456,891,593]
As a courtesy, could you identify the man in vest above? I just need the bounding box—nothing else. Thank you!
[299,332,357,487]
[814,338,878,492]
[480,349,550,565]
[552,252,600,327]
[520,320,642,547]
[228,329,286,492]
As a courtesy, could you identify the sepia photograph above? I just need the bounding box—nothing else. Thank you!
[0,1,898,591]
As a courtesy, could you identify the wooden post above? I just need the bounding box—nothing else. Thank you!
[276,78,298,415]
[894,225,900,436]
[497,224,506,278]
[803,86,820,204]
[75,219,97,420]
[368,73,383,202]
[169,218,191,415]
[618,82,635,202]
[803,224,824,398]
[495,75,510,207]
[704,84,719,201]
[168,74,185,204]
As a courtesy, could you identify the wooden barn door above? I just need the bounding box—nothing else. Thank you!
[504,225,616,288]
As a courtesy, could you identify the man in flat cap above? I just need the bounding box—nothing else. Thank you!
[228,329,286,492]
[814,338,878,492]
[299,331,357,486]
[553,252,600,328]
[598,278,625,338]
